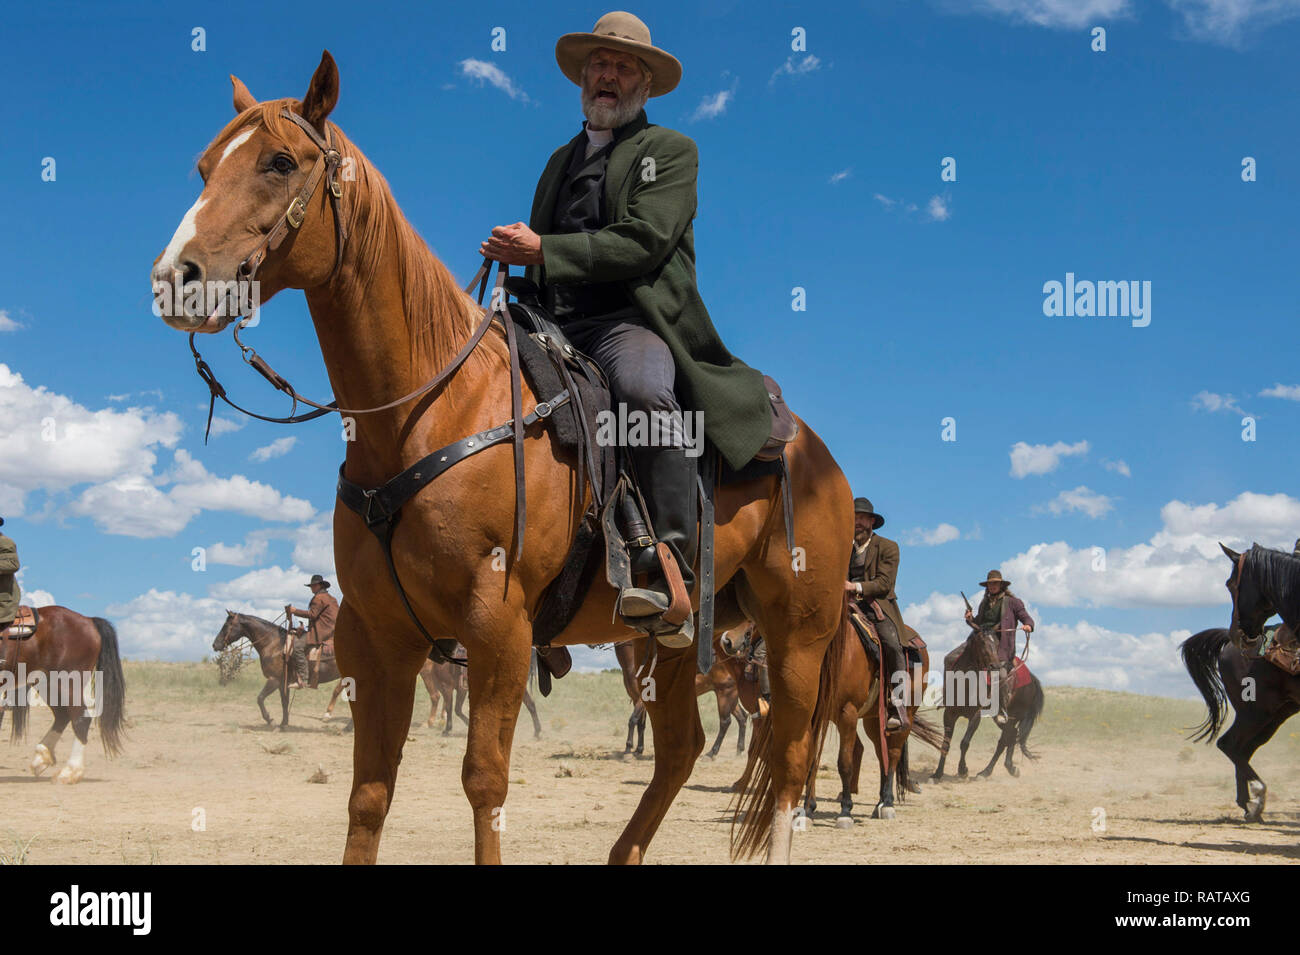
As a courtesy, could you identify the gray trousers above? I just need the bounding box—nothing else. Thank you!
[561,315,685,447]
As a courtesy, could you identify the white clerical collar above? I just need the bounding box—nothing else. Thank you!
[585,125,614,148]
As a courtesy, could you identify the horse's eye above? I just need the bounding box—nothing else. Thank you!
[270,154,296,174]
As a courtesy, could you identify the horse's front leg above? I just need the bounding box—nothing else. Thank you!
[337,605,428,864]
[958,712,980,776]
[257,678,277,725]
[460,617,532,865]
[609,642,705,864]
[31,707,69,778]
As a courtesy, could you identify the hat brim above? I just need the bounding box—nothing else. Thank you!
[979,579,1009,588]
[555,34,681,97]
[854,511,885,529]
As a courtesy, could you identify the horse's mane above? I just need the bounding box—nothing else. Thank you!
[200,101,499,376]
[1247,545,1300,623]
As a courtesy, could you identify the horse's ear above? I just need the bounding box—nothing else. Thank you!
[299,50,339,135]
[231,75,257,113]
[1220,542,1241,562]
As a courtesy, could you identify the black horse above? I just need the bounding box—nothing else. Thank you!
[1181,626,1298,822]
[932,632,1045,780]
[1221,543,1300,650]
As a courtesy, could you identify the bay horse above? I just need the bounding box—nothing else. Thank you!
[931,632,1044,780]
[801,621,944,820]
[1222,544,1300,651]
[153,52,851,864]
[615,634,752,758]
[422,647,543,739]
[213,611,450,730]
[1182,626,1300,822]
[0,607,126,783]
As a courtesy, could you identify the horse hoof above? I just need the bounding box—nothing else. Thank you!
[835,816,854,829]
[322,711,332,721]
[957,768,968,778]
[30,744,54,777]
[56,764,84,785]
[1245,780,1266,822]
[1008,766,1020,778]
[872,805,896,821]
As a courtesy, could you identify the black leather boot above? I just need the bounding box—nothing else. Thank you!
[618,446,698,648]
[878,620,911,732]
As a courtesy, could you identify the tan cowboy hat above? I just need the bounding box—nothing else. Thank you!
[555,11,682,97]
[979,570,1009,588]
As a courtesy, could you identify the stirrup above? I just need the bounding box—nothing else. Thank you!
[619,585,672,618]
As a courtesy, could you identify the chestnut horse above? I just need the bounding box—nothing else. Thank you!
[0,607,126,783]
[615,634,752,758]
[152,53,850,864]
[801,622,943,820]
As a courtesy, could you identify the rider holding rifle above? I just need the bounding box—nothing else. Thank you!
[963,570,1034,727]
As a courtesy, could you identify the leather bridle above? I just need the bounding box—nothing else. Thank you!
[237,109,348,284]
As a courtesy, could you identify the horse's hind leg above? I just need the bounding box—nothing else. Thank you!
[521,690,542,740]
[56,710,91,785]
[707,702,731,759]
[978,725,1012,778]
[736,706,749,754]
[609,644,705,864]
[1221,702,1298,821]
[337,609,428,865]
[442,687,454,736]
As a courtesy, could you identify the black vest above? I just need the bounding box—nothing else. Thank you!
[547,128,633,321]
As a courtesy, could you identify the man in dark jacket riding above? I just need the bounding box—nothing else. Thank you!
[0,517,19,631]
[481,11,771,649]
[847,498,910,731]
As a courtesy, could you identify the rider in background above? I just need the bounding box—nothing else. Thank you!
[0,517,19,631]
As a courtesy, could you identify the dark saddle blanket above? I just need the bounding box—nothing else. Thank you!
[0,606,38,639]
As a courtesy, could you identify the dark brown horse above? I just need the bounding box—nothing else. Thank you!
[802,620,943,820]
[615,633,752,757]
[0,606,126,783]
[931,632,1044,780]
[154,54,852,863]
[1182,626,1300,822]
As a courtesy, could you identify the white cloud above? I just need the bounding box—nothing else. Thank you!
[166,450,314,523]
[966,0,1133,28]
[68,475,198,537]
[902,523,962,546]
[0,311,22,332]
[829,168,852,184]
[769,54,822,84]
[1191,390,1248,416]
[926,195,951,221]
[1165,0,1300,44]
[206,539,270,567]
[1009,439,1089,478]
[250,436,297,462]
[0,363,184,517]
[458,59,530,102]
[690,89,734,121]
[206,416,244,436]
[1102,458,1131,477]
[1042,485,1114,519]
[1260,382,1300,401]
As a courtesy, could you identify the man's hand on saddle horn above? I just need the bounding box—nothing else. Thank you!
[480,222,544,266]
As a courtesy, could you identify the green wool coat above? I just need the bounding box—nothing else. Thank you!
[525,109,771,471]
[0,533,20,624]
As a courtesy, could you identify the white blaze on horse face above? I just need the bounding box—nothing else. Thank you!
[218,127,256,167]
[155,196,207,278]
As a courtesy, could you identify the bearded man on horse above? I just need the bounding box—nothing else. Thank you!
[845,498,911,731]
[287,574,339,689]
[0,517,19,632]
[479,11,772,649]
[961,570,1034,726]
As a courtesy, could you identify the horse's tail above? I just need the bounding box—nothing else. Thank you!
[8,694,29,742]
[93,617,127,757]
[730,601,848,861]
[1180,628,1231,743]
[1017,676,1045,759]
[908,711,946,752]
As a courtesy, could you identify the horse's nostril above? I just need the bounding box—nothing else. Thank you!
[180,259,203,287]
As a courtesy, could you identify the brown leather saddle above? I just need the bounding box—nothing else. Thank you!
[0,606,38,640]
[1261,624,1300,675]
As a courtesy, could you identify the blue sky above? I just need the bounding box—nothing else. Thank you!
[1,0,1298,696]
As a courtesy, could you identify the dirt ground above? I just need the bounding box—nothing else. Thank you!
[2,661,1299,865]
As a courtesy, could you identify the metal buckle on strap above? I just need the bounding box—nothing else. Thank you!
[286,197,307,229]
[362,488,388,527]
[534,400,553,418]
